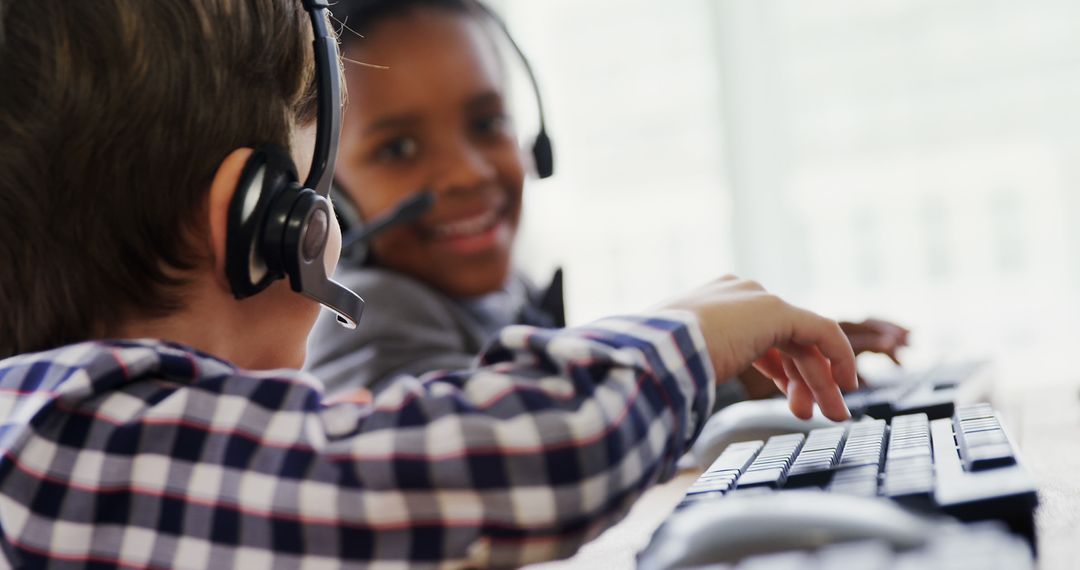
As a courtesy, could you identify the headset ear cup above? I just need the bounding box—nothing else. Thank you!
[225,145,299,299]
[281,190,327,292]
[532,130,555,179]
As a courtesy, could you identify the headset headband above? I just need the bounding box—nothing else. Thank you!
[302,0,341,197]
[294,0,363,327]
[469,1,554,178]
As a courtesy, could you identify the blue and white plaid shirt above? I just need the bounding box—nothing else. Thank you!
[0,313,714,569]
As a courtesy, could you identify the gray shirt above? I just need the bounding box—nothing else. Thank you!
[305,266,546,396]
[306,264,746,406]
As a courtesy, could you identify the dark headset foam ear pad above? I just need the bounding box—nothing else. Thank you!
[225,145,299,299]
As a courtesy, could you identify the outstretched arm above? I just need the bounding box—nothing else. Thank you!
[313,277,855,566]
[13,277,853,568]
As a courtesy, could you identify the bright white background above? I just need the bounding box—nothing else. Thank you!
[490,0,1080,365]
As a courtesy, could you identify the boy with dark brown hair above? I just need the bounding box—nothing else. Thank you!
[0,0,855,567]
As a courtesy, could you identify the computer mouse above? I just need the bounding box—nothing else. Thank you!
[689,398,843,469]
[637,491,934,569]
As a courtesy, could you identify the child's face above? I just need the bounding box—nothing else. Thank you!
[335,8,526,298]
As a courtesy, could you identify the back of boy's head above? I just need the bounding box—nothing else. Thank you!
[0,0,319,358]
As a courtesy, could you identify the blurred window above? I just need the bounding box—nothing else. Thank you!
[496,0,1080,358]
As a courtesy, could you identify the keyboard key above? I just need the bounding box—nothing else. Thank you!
[959,418,1001,432]
[737,467,786,488]
[961,430,1008,447]
[955,403,995,421]
[707,441,764,473]
[886,446,929,460]
[964,443,1016,471]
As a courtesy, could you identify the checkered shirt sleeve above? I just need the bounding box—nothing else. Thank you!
[0,312,715,569]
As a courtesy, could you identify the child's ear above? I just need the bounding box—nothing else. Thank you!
[207,148,255,293]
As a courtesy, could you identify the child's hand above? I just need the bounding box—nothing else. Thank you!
[839,319,910,365]
[734,318,910,397]
[661,276,857,421]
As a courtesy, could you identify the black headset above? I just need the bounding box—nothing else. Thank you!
[472,0,554,180]
[331,0,555,258]
[224,0,363,329]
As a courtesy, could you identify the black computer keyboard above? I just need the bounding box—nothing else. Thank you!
[844,360,984,421]
[677,403,1037,542]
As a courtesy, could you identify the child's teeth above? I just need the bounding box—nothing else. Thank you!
[435,211,497,237]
